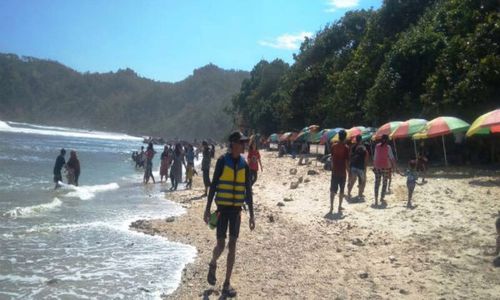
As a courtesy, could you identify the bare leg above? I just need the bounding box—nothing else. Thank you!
[210,238,225,266]
[338,191,344,213]
[224,238,237,285]
[347,173,356,198]
[381,173,388,203]
[359,173,366,197]
[330,191,335,213]
[407,185,414,207]
[374,171,381,206]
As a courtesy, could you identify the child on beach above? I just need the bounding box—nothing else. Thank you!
[399,160,422,208]
[185,164,198,189]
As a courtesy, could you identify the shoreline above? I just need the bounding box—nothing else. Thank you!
[131,150,500,299]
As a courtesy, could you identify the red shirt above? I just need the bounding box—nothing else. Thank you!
[247,149,260,171]
[331,142,349,177]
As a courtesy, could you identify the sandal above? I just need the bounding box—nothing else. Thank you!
[222,282,237,298]
[207,263,217,285]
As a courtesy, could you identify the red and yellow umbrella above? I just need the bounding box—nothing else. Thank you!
[466,109,500,137]
[413,116,470,166]
[372,121,402,140]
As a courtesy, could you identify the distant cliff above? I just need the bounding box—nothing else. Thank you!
[0,53,249,139]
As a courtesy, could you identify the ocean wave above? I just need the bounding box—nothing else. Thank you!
[3,198,62,218]
[0,120,142,141]
[60,182,119,200]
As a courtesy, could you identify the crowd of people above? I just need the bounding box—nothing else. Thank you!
[132,141,218,192]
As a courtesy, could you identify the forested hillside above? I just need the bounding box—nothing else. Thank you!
[231,0,499,134]
[0,53,249,139]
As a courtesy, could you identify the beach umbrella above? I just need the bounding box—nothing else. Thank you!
[480,108,500,128]
[308,125,320,132]
[361,127,376,142]
[331,126,365,143]
[390,119,427,158]
[466,109,500,137]
[268,133,280,143]
[390,119,428,139]
[319,128,342,144]
[413,116,470,165]
[372,121,403,140]
[279,132,298,142]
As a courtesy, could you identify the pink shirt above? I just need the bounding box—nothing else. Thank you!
[374,143,394,169]
[247,149,260,171]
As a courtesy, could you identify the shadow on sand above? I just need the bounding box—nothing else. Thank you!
[324,212,345,220]
[346,195,366,204]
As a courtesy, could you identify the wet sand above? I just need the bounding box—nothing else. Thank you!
[131,150,500,299]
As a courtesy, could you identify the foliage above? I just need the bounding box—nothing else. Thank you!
[231,0,499,132]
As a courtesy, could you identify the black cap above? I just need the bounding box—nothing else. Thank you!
[228,131,249,143]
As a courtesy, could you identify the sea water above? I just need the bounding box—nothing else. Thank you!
[0,121,196,299]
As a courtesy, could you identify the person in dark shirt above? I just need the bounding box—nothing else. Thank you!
[347,135,369,199]
[66,150,81,186]
[53,148,66,189]
[201,140,212,196]
[204,131,255,298]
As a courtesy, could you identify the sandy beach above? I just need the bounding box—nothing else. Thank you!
[131,149,500,299]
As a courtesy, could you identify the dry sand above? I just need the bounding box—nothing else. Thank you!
[131,150,500,299]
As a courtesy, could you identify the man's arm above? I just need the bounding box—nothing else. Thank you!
[245,165,254,220]
[207,157,224,209]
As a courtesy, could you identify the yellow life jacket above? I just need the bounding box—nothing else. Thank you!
[215,154,247,207]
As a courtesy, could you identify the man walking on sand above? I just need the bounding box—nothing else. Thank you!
[330,130,349,214]
[347,135,369,199]
[204,131,255,297]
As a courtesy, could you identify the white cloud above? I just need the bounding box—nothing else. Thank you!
[258,31,313,50]
[325,0,359,12]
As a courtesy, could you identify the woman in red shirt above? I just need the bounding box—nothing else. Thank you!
[247,139,263,185]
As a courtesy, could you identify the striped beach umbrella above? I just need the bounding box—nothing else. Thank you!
[320,128,343,144]
[372,121,403,140]
[268,133,280,143]
[413,117,469,140]
[466,109,500,137]
[390,119,428,139]
[413,116,470,166]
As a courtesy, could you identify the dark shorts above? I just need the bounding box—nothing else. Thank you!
[53,173,62,183]
[330,174,346,194]
[202,169,211,187]
[216,209,241,240]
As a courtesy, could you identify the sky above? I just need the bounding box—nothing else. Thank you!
[0,0,381,82]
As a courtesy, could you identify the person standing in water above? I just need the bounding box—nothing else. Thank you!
[159,145,171,183]
[170,143,186,191]
[201,141,212,197]
[373,134,397,207]
[143,142,156,184]
[66,150,81,186]
[53,148,66,189]
[204,131,255,298]
[185,144,195,183]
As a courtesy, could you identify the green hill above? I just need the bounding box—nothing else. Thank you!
[231,0,499,134]
[0,53,249,139]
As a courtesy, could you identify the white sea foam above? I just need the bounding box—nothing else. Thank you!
[0,120,141,141]
[60,182,119,200]
[3,198,62,218]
